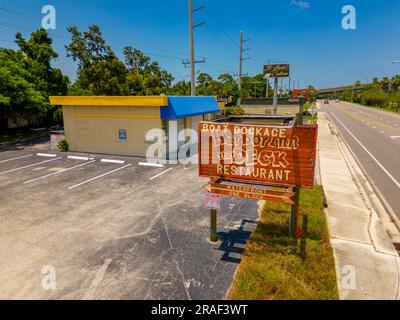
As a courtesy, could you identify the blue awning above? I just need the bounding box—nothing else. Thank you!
[161,96,221,119]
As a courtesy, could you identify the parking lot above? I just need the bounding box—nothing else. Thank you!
[0,150,259,299]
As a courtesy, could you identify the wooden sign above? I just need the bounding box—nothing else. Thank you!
[198,121,318,189]
[203,182,296,204]
[263,64,290,78]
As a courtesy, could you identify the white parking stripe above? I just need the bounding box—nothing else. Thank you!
[330,113,400,189]
[68,164,132,190]
[0,157,62,175]
[139,162,164,168]
[0,154,33,163]
[23,160,96,184]
[37,153,57,158]
[101,159,125,164]
[149,167,173,181]
[68,156,93,161]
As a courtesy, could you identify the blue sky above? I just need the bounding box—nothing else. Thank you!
[1,0,400,88]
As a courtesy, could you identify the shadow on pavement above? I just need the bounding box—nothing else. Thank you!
[216,219,257,264]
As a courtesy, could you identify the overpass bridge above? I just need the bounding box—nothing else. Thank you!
[317,83,368,95]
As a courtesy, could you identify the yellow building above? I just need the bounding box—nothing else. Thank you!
[49,96,221,158]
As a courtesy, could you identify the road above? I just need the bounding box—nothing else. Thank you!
[320,100,400,221]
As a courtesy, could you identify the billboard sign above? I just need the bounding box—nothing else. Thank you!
[263,64,290,78]
[198,121,318,189]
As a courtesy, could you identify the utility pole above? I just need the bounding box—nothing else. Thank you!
[238,31,250,105]
[188,0,205,96]
[265,59,271,98]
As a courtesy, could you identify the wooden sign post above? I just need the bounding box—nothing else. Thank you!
[198,111,317,242]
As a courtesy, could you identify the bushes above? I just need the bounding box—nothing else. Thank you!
[223,105,245,116]
[338,88,399,113]
[57,139,69,151]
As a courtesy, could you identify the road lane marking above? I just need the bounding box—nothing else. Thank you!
[380,130,385,134]
[0,157,62,175]
[149,167,173,181]
[332,105,400,132]
[23,160,96,184]
[37,153,57,158]
[330,113,400,189]
[68,163,132,190]
[391,136,400,140]
[0,154,33,163]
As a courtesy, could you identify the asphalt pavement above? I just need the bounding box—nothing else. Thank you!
[320,100,400,221]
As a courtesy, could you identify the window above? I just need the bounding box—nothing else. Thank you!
[118,129,127,142]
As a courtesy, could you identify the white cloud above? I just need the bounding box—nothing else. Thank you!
[289,0,311,12]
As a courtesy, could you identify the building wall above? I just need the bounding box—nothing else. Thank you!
[242,104,300,116]
[62,105,162,157]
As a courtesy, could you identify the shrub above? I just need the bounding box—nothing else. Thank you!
[57,139,69,151]
[223,105,245,116]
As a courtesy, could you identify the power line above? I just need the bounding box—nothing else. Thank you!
[0,7,40,20]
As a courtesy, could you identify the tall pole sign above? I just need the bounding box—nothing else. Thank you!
[264,64,290,116]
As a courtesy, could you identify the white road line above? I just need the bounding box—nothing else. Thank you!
[101,159,125,164]
[391,136,400,140]
[139,162,164,168]
[83,258,112,300]
[380,130,385,134]
[330,113,400,189]
[67,156,93,161]
[68,163,132,190]
[23,160,96,184]
[37,153,57,158]
[0,154,33,163]
[0,157,62,175]
[149,167,173,181]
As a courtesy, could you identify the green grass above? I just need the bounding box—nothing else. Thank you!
[229,186,338,300]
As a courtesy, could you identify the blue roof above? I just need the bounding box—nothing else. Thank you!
[161,96,221,119]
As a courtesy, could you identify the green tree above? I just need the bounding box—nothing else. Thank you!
[65,25,128,95]
[0,49,47,130]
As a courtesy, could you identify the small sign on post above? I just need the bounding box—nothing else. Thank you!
[205,193,220,211]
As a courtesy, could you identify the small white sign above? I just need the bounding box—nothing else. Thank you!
[205,193,220,210]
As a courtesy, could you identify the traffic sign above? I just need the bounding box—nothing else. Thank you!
[203,182,296,205]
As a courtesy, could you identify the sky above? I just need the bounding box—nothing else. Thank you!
[0,0,400,89]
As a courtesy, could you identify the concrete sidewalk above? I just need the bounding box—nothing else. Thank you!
[318,111,400,300]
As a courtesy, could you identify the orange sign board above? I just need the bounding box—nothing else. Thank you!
[198,121,318,189]
[203,182,296,204]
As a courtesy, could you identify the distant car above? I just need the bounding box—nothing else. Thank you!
[324,99,329,104]
[335,99,340,102]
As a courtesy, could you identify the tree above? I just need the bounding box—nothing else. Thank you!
[66,25,128,95]
[0,28,68,130]
[0,49,47,130]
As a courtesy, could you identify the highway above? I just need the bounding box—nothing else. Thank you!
[320,100,400,221]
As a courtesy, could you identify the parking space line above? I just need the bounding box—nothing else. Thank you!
[139,162,164,168]
[149,167,173,181]
[0,154,33,163]
[68,164,132,190]
[23,160,96,184]
[68,156,93,161]
[101,159,125,164]
[0,157,62,175]
[37,153,57,158]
